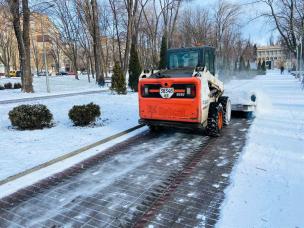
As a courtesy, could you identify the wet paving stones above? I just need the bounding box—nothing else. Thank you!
[0,118,251,228]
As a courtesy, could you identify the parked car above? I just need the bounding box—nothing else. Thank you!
[9,70,17,77]
[38,71,47,76]
[67,71,76,76]
[56,71,68,76]
[16,71,22,77]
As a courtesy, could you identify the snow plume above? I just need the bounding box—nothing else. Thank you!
[253,90,273,116]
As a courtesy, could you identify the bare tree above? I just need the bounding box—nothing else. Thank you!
[140,0,177,67]
[48,37,61,75]
[22,0,32,91]
[108,0,124,67]
[7,0,33,92]
[52,0,81,80]
[159,0,182,48]
[259,0,304,54]
[0,8,17,76]
[77,22,93,82]
[178,7,212,47]
[213,0,241,70]
[91,0,105,85]
[122,0,140,76]
[30,30,40,75]
[76,0,105,85]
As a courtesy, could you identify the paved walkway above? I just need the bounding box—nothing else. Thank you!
[0,118,251,228]
[0,90,107,105]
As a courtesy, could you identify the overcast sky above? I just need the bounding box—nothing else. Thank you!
[185,0,278,45]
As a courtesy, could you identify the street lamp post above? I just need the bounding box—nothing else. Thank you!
[300,36,303,81]
[36,4,54,93]
[41,16,50,93]
[296,37,301,79]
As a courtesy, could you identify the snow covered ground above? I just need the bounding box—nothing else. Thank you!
[1,70,304,228]
[217,70,304,228]
[0,92,139,181]
[0,75,107,101]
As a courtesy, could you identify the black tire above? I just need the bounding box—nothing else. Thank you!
[218,96,232,125]
[206,102,224,137]
[148,125,161,132]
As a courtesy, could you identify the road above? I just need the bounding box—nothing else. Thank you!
[0,90,107,105]
[0,118,251,228]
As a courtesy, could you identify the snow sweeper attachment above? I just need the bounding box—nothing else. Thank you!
[138,46,232,137]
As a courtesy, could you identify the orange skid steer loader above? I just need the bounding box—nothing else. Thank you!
[138,46,231,136]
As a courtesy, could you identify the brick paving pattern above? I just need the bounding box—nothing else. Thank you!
[0,118,251,228]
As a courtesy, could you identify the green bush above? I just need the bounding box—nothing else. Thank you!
[0,84,4,90]
[111,61,127,94]
[4,82,12,89]
[14,82,22,89]
[159,34,168,70]
[9,104,53,130]
[128,43,142,92]
[69,102,101,126]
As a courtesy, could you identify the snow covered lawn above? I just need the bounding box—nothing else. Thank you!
[0,75,107,101]
[217,71,304,227]
[0,92,139,181]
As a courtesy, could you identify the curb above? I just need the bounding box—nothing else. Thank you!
[0,124,144,186]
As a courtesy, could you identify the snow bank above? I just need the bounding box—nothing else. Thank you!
[217,71,304,228]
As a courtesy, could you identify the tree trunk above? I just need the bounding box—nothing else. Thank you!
[86,60,91,83]
[0,49,9,76]
[4,65,10,77]
[109,0,123,67]
[22,0,33,92]
[6,46,11,75]
[123,0,138,78]
[72,44,79,80]
[55,46,60,73]
[123,16,133,76]
[89,52,95,79]
[91,0,104,86]
[9,0,25,88]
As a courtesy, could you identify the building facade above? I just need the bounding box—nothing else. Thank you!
[0,8,68,76]
[257,45,293,69]
[30,13,67,75]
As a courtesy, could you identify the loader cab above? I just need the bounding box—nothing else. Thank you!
[167,46,216,75]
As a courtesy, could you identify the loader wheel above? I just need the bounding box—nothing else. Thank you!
[219,96,232,125]
[149,125,161,132]
[206,102,223,137]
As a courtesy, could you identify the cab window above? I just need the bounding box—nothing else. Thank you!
[204,50,210,71]
[209,52,215,75]
[204,50,215,75]
[168,51,199,69]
